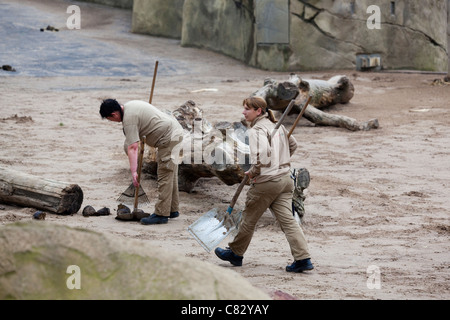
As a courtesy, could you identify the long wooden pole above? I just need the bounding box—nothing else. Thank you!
[288,95,311,137]
[149,60,159,104]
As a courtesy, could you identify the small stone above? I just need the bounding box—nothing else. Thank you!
[95,207,111,216]
[82,205,96,217]
[133,208,150,220]
[33,211,46,220]
[2,65,16,72]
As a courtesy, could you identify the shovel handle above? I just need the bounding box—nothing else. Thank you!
[228,175,249,213]
[288,95,311,137]
[271,99,296,137]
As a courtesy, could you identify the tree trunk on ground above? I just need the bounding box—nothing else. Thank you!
[143,101,308,219]
[144,72,382,190]
[143,101,250,193]
[253,74,379,131]
[0,166,83,214]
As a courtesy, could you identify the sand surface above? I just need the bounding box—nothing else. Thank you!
[1,0,449,300]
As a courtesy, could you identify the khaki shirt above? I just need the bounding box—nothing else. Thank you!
[122,100,183,149]
[247,115,297,183]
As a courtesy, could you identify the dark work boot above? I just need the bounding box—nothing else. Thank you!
[169,211,179,219]
[140,213,168,225]
[286,258,314,273]
[214,247,243,266]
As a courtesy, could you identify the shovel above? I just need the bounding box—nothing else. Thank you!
[188,96,311,252]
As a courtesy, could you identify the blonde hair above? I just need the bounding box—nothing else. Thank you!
[242,96,277,123]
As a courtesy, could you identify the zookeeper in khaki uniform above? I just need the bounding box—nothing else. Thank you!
[99,99,183,225]
[215,96,314,273]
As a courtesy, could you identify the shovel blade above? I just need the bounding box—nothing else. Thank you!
[188,208,242,252]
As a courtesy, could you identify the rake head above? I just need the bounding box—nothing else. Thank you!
[117,183,150,206]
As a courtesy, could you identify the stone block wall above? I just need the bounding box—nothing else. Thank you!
[448,0,450,75]
[179,0,448,71]
[82,0,450,72]
[76,0,133,9]
[181,0,254,62]
[288,0,448,71]
[132,0,184,38]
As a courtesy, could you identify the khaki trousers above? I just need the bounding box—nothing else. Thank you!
[154,136,182,217]
[228,173,310,261]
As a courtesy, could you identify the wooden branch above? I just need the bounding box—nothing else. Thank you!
[287,73,355,108]
[142,70,382,192]
[143,101,249,193]
[252,73,379,131]
[303,106,379,131]
[0,167,83,215]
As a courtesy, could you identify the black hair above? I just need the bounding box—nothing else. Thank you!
[99,99,123,120]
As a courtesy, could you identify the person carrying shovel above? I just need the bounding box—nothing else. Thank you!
[99,99,183,225]
[215,96,314,273]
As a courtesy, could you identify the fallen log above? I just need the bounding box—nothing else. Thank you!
[253,74,379,131]
[0,166,83,215]
[143,101,309,219]
[144,73,379,190]
[143,101,250,193]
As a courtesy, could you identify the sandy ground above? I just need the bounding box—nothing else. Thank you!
[1,0,449,300]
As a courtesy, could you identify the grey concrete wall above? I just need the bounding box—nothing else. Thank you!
[181,0,254,62]
[132,0,184,38]
[178,0,448,72]
[281,0,448,71]
[75,0,133,9]
[448,0,450,75]
[125,0,448,72]
[77,0,449,72]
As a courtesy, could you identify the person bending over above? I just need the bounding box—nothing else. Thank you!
[100,99,183,225]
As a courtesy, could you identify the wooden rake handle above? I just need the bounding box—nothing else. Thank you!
[133,61,159,210]
[149,60,159,104]
[134,137,146,210]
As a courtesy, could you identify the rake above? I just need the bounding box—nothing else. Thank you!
[116,61,159,210]
[116,137,151,209]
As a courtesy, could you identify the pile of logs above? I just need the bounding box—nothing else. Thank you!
[253,73,379,131]
[144,74,379,192]
[144,100,250,193]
